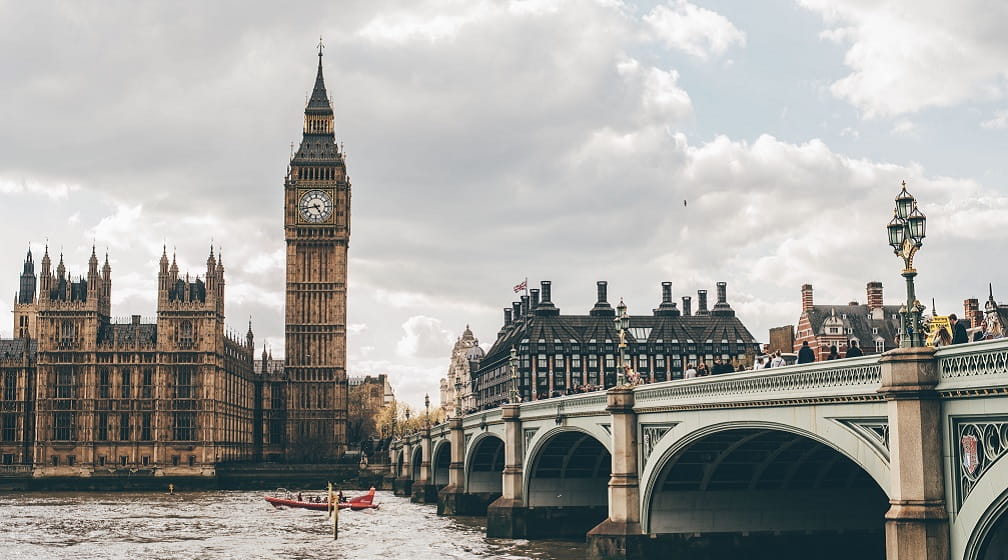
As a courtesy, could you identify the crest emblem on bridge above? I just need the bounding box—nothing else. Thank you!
[962,434,980,475]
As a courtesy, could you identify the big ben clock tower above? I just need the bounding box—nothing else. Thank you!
[284,45,350,461]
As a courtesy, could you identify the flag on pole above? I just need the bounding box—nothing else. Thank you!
[513,278,527,293]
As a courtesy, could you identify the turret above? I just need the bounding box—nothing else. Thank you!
[18,248,36,304]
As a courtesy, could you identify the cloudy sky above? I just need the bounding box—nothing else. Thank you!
[1,1,1006,409]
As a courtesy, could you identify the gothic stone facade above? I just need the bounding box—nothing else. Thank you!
[0,247,257,477]
[439,326,484,417]
[283,49,351,461]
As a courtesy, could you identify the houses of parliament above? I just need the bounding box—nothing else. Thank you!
[0,49,351,478]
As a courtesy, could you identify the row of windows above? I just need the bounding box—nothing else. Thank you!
[52,411,197,442]
[51,454,197,467]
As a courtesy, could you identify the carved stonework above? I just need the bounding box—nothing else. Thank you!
[640,423,677,466]
[523,428,538,458]
[837,418,890,461]
[599,423,611,435]
[955,418,1008,508]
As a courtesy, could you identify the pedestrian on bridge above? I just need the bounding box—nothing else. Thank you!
[797,341,815,364]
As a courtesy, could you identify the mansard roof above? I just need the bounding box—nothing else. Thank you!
[479,310,759,370]
[804,303,902,344]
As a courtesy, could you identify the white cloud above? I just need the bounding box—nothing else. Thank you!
[801,0,1008,117]
[981,110,1008,129]
[644,0,746,59]
[395,315,455,359]
[0,176,79,200]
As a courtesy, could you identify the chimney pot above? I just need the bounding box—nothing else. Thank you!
[541,281,552,303]
[530,288,540,309]
[716,282,727,304]
[801,283,814,313]
[504,308,513,325]
[682,296,692,316]
[662,282,672,304]
[597,281,608,303]
[697,290,709,314]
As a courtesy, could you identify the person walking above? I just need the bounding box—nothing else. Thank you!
[950,313,969,344]
[770,351,785,368]
[845,340,863,358]
[684,363,697,379]
[797,341,815,364]
[696,362,710,377]
[827,345,840,360]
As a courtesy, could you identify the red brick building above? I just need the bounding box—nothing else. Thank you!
[792,282,902,361]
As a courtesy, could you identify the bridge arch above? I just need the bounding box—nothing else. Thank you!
[465,432,504,494]
[641,422,888,557]
[410,444,423,481]
[957,450,1008,560]
[522,427,611,538]
[393,449,405,478]
[431,439,451,487]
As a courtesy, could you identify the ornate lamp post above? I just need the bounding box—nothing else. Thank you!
[615,298,630,386]
[424,393,431,428]
[404,408,411,436]
[454,376,463,418]
[887,180,928,348]
[508,345,520,403]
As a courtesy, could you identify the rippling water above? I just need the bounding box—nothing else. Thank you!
[0,490,585,559]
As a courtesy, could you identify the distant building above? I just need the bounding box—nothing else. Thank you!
[768,325,795,355]
[965,285,1008,340]
[347,374,394,443]
[472,280,761,409]
[439,326,483,416]
[792,282,901,360]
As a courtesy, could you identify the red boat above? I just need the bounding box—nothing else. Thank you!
[265,487,379,511]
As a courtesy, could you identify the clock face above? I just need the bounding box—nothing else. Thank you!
[298,189,334,223]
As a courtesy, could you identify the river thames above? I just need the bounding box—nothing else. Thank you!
[0,490,584,559]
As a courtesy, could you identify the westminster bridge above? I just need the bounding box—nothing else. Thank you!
[389,340,1008,559]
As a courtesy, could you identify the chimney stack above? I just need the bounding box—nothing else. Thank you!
[682,296,692,316]
[801,284,814,312]
[711,281,734,316]
[512,301,522,321]
[536,280,559,316]
[654,281,680,316]
[964,298,981,328]
[504,307,513,325]
[590,280,615,317]
[530,288,540,309]
[520,295,529,317]
[696,289,709,315]
[866,281,883,311]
